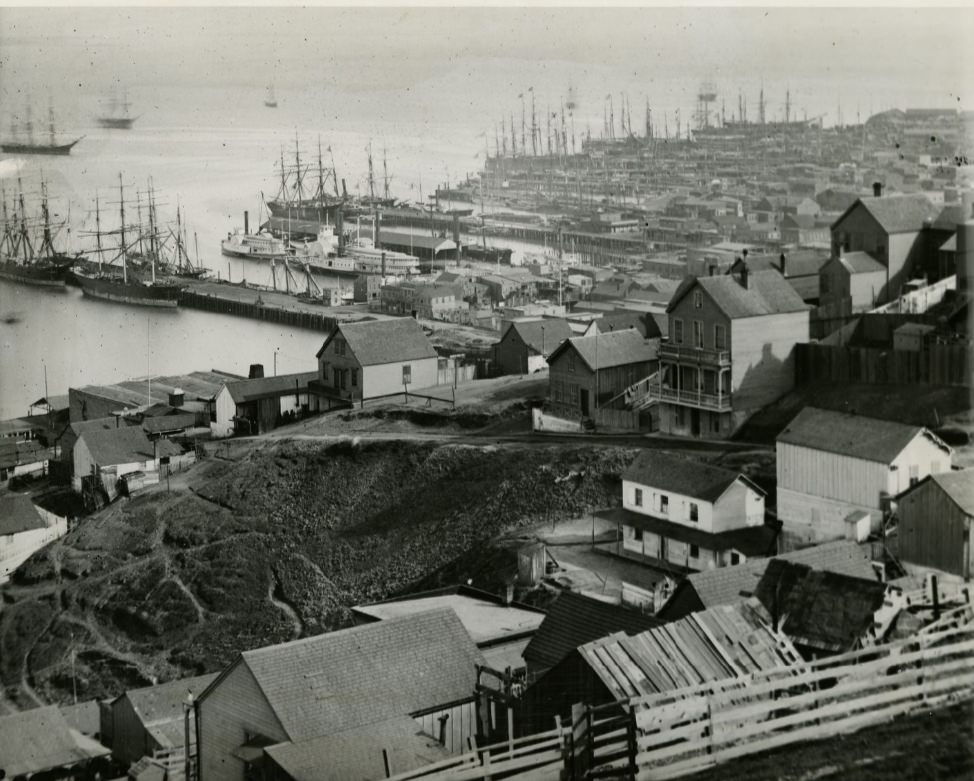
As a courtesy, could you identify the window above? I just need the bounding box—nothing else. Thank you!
[660,494,669,514]
[714,324,726,350]
[333,367,341,387]
[569,384,579,405]
[693,320,704,349]
[689,544,699,559]
[334,337,345,357]
[633,528,643,542]
[351,369,358,387]
[673,318,684,344]
[568,353,576,372]
[402,365,412,385]
[689,502,699,522]
[731,552,740,565]
[909,464,920,487]
[693,290,702,309]
[634,488,643,507]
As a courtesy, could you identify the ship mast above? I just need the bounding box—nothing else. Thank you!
[316,136,327,207]
[119,173,127,284]
[48,101,56,148]
[383,147,390,202]
[367,141,376,203]
[95,192,103,273]
[26,103,34,147]
[39,178,54,258]
[15,177,33,264]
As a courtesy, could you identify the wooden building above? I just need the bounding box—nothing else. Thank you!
[597,450,774,573]
[651,268,810,439]
[493,318,573,375]
[196,608,485,781]
[818,251,888,313]
[0,494,69,583]
[212,371,320,438]
[73,426,183,498]
[312,318,439,406]
[0,705,111,780]
[546,329,659,419]
[776,407,953,549]
[103,673,217,766]
[896,469,974,580]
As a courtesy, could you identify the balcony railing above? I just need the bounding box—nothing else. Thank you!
[659,342,731,366]
[651,384,733,412]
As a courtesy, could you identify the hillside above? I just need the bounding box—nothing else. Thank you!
[0,438,638,706]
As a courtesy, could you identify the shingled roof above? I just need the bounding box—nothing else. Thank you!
[0,705,109,776]
[504,319,573,354]
[753,559,889,653]
[522,591,662,672]
[623,451,764,504]
[0,494,47,536]
[906,469,974,516]
[119,672,218,729]
[548,328,658,371]
[657,540,878,621]
[225,371,319,404]
[77,426,182,466]
[316,318,438,365]
[837,251,885,274]
[777,407,950,464]
[668,270,808,318]
[225,608,484,742]
[851,194,941,234]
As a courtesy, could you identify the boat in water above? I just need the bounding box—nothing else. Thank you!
[221,228,290,260]
[0,178,79,288]
[73,175,184,308]
[265,136,344,223]
[96,89,138,130]
[345,237,420,276]
[1,102,83,156]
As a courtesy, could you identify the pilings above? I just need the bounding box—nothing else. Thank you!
[178,288,339,333]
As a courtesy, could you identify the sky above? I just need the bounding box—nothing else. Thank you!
[0,6,970,102]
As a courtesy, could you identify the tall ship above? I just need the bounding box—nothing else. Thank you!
[265,136,344,223]
[1,102,83,156]
[0,178,79,287]
[73,175,184,308]
[264,84,278,109]
[352,143,399,211]
[97,89,138,130]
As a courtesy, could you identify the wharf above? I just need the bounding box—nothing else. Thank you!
[178,279,387,332]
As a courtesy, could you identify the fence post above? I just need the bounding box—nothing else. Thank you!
[627,706,638,779]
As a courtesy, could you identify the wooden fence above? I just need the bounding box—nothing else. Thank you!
[385,619,974,781]
[796,342,973,387]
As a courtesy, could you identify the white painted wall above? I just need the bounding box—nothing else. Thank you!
[622,478,715,531]
[212,385,237,438]
[363,356,439,399]
[0,507,68,583]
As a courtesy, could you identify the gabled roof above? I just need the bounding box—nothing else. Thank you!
[838,194,940,235]
[623,450,765,503]
[316,318,438,365]
[224,372,319,404]
[522,591,662,671]
[753,559,888,652]
[503,318,573,354]
[234,608,485,742]
[119,673,218,726]
[264,716,450,781]
[837,251,885,274]
[781,213,818,230]
[0,494,47,535]
[597,311,662,339]
[547,329,658,372]
[901,469,974,516]
[0,705,110,776]
[660,540,878,619]
[576,604,800,700]
[777,407,951,464]
[931,204,966,231]
[76,426,155,465]
[667,270,808,318]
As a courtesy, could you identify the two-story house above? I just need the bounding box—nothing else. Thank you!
[652,268,810,438]
[546,329,659,419]
[597,450,773,573]
[776,407,953,549]
[312,318,439,405]
[829,185,940,305]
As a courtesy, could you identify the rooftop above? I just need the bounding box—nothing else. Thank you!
[549,328,659,371]
[74,370,237,409]
[622,450,764,504]
[837,251,886,274]
[777,407,950,464]
[119,672,218,727]
[522,591,662,671]
[225,371,319,404]
[0,494,47,535]
[923,469,974,516]
[852,193,941,234]
[503,318,573,354]
[318,318,438,366]
[224,608,485,743]
[668,270,808,318]
[77,426,182,466]
[0,705,110,776]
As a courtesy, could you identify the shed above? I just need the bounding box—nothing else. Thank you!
[896,469,974,579]
[892,321,936,352]
[0,705,110,777]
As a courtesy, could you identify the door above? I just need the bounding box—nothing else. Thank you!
[580,388,590,415]
[691,409,701,436]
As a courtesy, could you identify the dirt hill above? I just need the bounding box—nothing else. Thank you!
[1,438,638,706]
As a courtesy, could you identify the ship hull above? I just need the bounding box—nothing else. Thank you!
[75,274,181,308]
[266,199,342,223]
[97,117,136,129]
[220,244,287,260]
[1,139,81,156]
[0,264,67,288]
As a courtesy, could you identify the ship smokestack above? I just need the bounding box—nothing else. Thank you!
[244,211,249,235]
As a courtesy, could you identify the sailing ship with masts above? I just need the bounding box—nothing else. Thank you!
[1,100,83,156]
[265,136,344,223]
[97,88,138,130]
[0,178,80,287]
[264,85,278,109]
[73,175,185,308]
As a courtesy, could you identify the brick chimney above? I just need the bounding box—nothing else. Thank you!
[779,252,787,277]
[740,264,749,289]
[873,181,883,197]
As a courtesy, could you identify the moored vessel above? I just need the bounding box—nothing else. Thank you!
[1,102,83,156]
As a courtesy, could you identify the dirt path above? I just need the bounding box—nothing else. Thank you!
[268,570,303,640]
